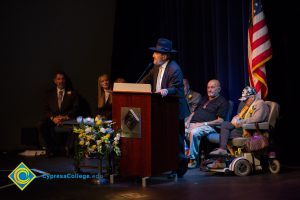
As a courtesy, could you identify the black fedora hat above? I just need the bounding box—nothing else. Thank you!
[149,38,177,53]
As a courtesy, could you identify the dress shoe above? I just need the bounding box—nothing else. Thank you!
[167,171,177,179]
[207,160,226,169]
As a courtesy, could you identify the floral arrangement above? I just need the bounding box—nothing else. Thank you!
[73,116,121,168]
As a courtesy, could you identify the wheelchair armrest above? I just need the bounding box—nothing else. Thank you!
[242,122,270,130]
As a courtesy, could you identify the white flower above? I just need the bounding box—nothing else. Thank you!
[115,133,121,140]
[83,117,94,125]
[97,145,102,153]
[100,127,106,133]
[106,128,114,134]
[76,116,83,123]
[113,140,119,145]
[85,127,91,133]
[96,140,101,145]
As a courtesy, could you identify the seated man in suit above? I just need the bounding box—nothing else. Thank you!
[185,79,229,169]
[38,70,80,157]
[183,78,201,156]
[183,78,201,114]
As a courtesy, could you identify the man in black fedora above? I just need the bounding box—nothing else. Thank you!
[140,38,190,178]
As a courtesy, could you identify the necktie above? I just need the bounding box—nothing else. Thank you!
[156,66,163,92]
[58,90,64,110]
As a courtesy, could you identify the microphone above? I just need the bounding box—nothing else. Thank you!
[136,62,153,83]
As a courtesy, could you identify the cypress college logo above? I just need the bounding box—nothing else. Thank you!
[8,162,36,191]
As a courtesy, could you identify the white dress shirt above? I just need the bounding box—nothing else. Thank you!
[156,61,168,92]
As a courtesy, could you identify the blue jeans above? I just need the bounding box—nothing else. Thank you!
[187,124,217,160]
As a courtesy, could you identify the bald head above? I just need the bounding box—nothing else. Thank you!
[208,79,220,87]
[207,79,221,99]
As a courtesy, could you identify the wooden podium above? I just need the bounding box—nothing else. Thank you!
[112,83,179,177]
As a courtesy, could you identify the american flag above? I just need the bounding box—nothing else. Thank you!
[248,0,272,99]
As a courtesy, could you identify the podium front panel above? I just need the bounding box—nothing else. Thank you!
[113,92,179,177]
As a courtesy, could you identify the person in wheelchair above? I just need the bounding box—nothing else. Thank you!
[209,86,269,158]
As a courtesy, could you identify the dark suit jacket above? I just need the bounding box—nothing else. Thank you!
[43,88,80,120]
[98,95,112,119]
[140,60,190,120]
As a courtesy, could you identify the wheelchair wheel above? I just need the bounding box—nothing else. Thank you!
[234,159,251,176]
[269,159,280,174]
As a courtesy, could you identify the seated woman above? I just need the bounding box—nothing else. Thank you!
[98,74,112,119]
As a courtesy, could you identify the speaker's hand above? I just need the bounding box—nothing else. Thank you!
[156,89,168,97]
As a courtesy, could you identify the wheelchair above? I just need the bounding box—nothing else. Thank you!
[200,101,280,176]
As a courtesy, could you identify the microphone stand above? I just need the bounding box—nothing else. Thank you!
[136,62,153,83]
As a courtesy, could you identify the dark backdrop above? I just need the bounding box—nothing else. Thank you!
[111,0,299,165]
[0,0,116,151]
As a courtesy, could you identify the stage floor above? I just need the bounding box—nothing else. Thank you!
[1,151,300,200]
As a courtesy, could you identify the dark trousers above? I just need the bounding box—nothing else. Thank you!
[176,119,188,177]
[179,119,186,159]
[38,119,56,151]
[38,119,73,154]
[220,121,243,149]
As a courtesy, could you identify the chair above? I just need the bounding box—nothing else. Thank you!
[226,100,235,122]
[231,101,280,149]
